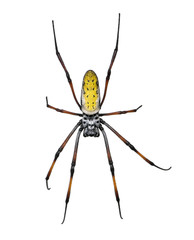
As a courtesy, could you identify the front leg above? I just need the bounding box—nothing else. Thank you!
[100,14,120,107]
[52,21,81,109]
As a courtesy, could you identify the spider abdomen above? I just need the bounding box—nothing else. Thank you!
[81,70,100,115]
[82,113,100,137]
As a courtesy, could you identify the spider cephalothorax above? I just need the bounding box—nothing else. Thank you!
[45,14,171,224]
[82,113,100,137]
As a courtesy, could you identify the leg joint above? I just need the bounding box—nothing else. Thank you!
[126,141,136,151]
[66,72,71,82]
[55,148,62,159]
[107,69,111,80]
[70,161,76,176]
[110,163,115,175]
[70,166,75,176]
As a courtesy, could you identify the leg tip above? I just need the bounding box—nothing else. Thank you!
[61,203,68,224]
[154,164,172,171]
[120,214,123,219]
[136,105,142,111]
[46,96,48,107]
[46,179,51,190]
[117,201,123,219]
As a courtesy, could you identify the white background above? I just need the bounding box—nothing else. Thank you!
[1,0,194,239]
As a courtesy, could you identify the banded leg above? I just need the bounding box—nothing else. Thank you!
[99,125,123,219]
[100,13,121,107]
[99,105,142,116]
[46,97,82,116]
[100,119,171,171]
[45,120,82,190]
[61,127,83,224]
[52,21,81,109]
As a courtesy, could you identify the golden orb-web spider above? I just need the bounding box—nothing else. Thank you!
[45,14,171,224]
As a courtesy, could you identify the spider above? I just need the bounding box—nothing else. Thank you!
[45,14,171,224]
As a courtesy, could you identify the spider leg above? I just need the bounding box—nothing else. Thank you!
[45,120,82,190]
[52,21,81,109]
[46,97,82,116]
[99,125,123,219]
[100,119,171,171]
[99,105,142,116]
[100,13,120,107]
[61,127,83,224]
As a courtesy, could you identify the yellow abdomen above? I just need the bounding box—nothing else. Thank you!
[81,70,100,115]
